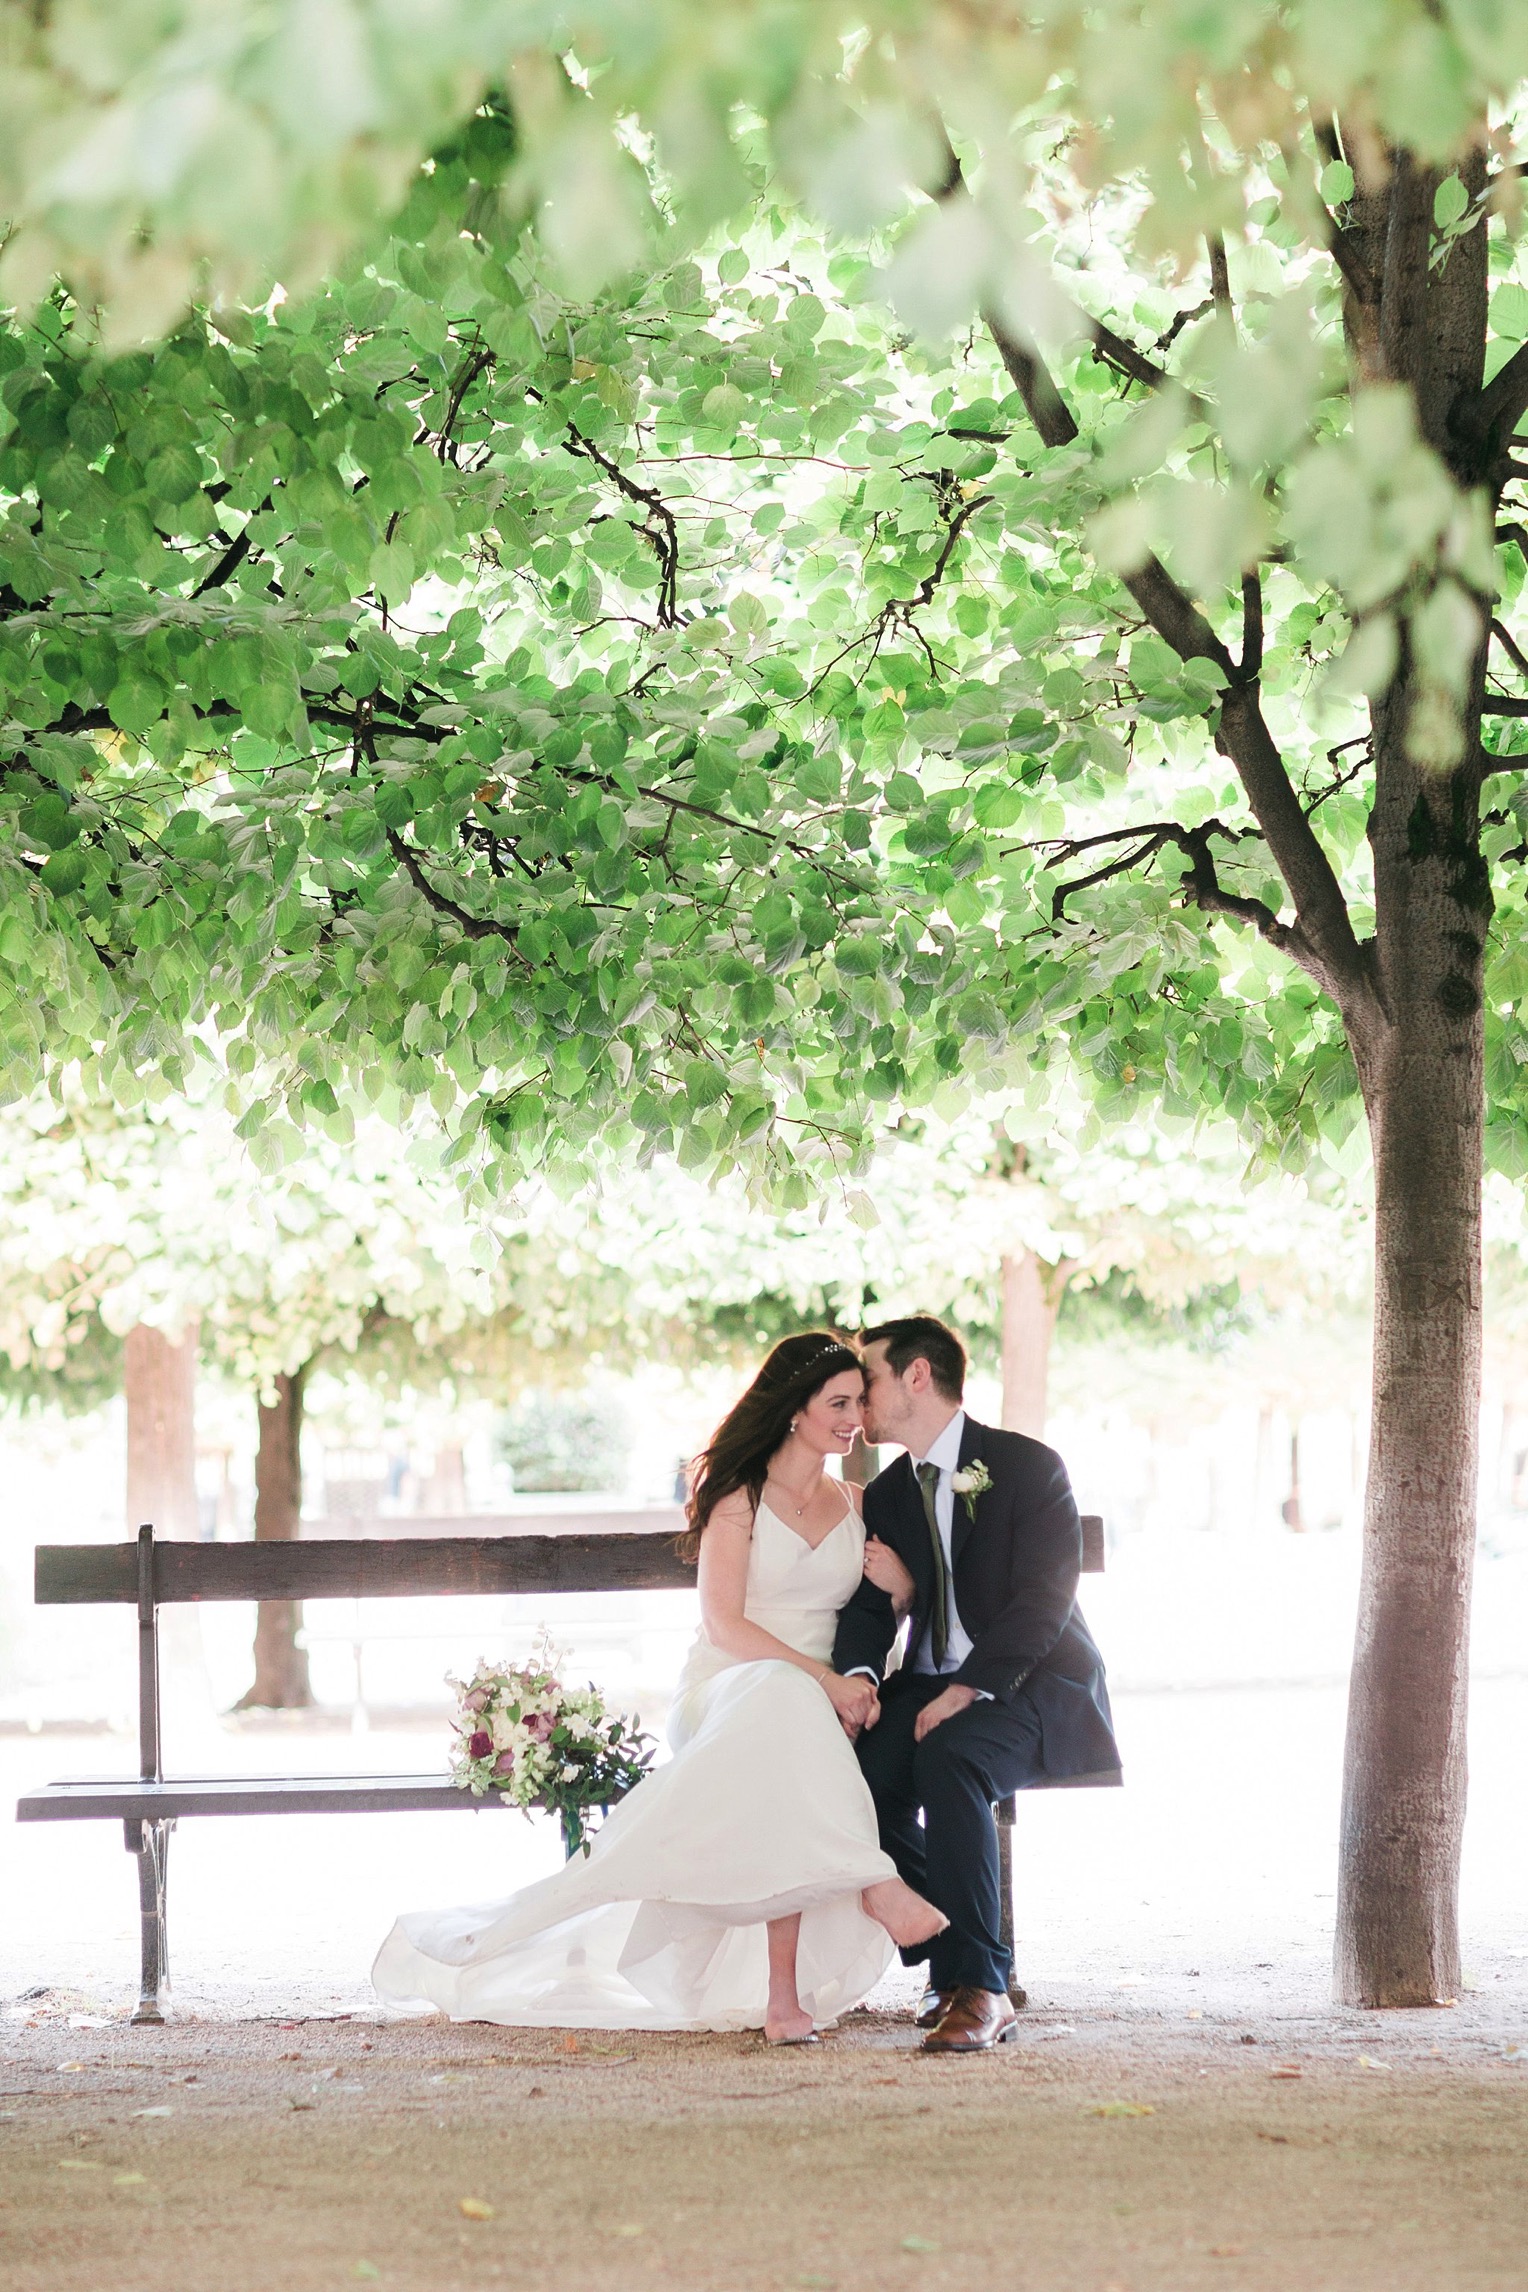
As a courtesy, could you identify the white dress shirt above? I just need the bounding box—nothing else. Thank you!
[907,1409,979,1677]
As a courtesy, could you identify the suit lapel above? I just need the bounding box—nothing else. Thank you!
[950,1413,995,1566]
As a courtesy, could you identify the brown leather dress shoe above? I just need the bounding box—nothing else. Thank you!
[915,1985,953,2030]
[920,1986,1020,2053]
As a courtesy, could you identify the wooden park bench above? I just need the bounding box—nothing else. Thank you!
[17,1513,1105,2024]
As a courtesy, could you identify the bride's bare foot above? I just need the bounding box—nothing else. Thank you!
[862,1878,949,1948]
[764,2002,817,2045]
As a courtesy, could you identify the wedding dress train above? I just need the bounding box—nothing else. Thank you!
[371,1494,897,2029]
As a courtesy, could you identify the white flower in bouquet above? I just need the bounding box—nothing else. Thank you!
[447,1629,656,1853]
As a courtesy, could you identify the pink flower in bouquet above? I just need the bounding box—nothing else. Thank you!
[463,1687,489,1714]
[492,1751,516,1777]
[524,1711,554,1743]
[467,1730,492,1760]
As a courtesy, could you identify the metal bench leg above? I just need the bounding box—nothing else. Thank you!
[996,1793,1023,2004]
[125,1818,173,2025]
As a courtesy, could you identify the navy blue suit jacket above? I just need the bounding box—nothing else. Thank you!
[831,1416,1121,1787]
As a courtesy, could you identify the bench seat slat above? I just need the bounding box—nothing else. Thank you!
[18,1775,508,1822]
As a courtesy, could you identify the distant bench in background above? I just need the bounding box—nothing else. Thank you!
[17,1512,1105,2024]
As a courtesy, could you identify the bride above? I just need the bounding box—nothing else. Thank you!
[372,1333,946,2039]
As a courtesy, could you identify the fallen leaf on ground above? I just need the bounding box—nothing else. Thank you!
[131,2106,173,2119]
[901,2235,940,2252]
[287,2099,315,2112]
[458,2198,495,2221]
[1270,2066,1303,2079]
[1090,2102,1155,2118]
[607,2223,645,2237]
[1357,2057,1390,2070]
[56,2062,86,2073]
[1210,2245,1245,2258]
[113,2174,147,2187]
[56,2160,103,2171]
[353,2265,380,2280]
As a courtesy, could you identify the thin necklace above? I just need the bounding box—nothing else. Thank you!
[765,1468,821,1518]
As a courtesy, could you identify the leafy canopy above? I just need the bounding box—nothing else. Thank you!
[6,15,1528,1198]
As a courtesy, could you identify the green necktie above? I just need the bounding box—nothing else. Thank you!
[915,1459,951,1669]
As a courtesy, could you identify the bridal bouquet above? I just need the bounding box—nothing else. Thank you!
[447,1631,655,1855]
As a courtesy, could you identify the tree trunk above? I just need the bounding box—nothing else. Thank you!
[1281,1425,1305,1533]
[124,1323,200,1540]
[1339,976,1483,2005]
[236,1368,314,1711]
[1331,145,1490,2009]
[1000,1250,1073,1437]
[124,1322,219,1741]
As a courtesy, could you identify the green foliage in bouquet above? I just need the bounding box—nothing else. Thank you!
[449,1636,655,1855]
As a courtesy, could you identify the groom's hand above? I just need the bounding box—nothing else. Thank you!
[826,1671,880,1740]
[913,1684,980,1741]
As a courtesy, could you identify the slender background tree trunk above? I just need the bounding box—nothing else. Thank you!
[236,1367,314,1711]
[124,1322,200,1540]
[124,1321,217,1741]
[1000,1250,1074,1437]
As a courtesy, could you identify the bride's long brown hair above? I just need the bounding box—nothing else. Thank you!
[680,1332,864,1559]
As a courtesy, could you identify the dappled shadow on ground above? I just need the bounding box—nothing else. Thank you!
[3,2000,1526,2292]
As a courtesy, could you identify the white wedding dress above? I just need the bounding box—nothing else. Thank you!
[371,1491,897,2029]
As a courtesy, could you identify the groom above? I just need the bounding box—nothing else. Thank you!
[833,1314,1121,2053]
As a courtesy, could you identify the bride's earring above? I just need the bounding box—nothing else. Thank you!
[789,1417,798,1433]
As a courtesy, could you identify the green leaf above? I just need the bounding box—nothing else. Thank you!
[973,781,1024,830]
[1433,175,1469,229]
[1318,160,1355,208]
[39,848,86,895]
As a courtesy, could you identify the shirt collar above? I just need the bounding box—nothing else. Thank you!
[912,1408,965,1473]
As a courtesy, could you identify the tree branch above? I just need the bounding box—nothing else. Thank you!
[1208,236,1233,318]
[1238,570,1265,685]
[1213,682,1379,1020]
[1090,322,1172,392]
[983,307,1079,448]
[1044,815,1294,947]
[1473,341,1528,471]
[560,422,682,626]
[191,523,254,597]
[387,830,529,961]
[1491,617,1528,682]
[958,174,1376,1027]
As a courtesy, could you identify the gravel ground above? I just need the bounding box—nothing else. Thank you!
[3,1997,1527,2292]
[4,1679,1526,2290]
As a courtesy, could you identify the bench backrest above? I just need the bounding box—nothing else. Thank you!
[34,1513,1105,1608]
[33,1515,1104,1787]
[34,1527,694,1606]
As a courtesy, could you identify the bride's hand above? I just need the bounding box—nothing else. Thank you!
[862,1536,915,1615]
[822,1670,879,1739]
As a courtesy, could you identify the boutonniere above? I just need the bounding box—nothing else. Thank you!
[950,1459,992,1520]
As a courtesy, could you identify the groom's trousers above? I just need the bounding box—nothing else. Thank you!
[856,1674,1044,1997]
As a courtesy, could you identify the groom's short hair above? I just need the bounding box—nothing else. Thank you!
[861,1314,966,1401]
